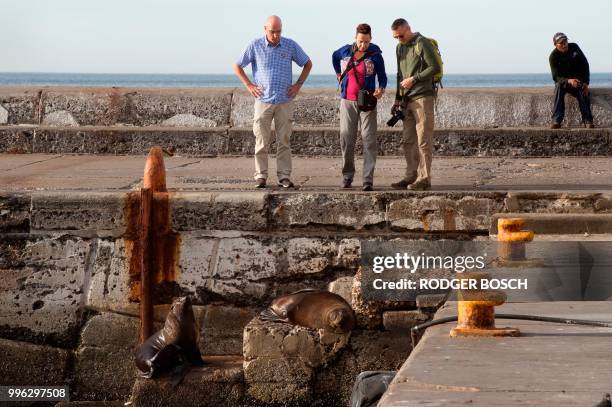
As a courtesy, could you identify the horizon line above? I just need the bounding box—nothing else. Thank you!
[3,71,612,76]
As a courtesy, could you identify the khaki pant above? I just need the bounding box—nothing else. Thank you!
[253,100,293,181]
[401,96,434,183]
[339,99,378,184]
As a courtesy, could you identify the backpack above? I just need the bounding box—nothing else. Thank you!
[412,36,444,88]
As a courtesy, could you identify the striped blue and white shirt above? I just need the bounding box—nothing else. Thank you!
[236,36,310,105]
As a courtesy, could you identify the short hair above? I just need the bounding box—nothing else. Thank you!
[391,18,409,30]
[356,23,371,36]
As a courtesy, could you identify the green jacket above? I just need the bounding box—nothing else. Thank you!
[395,33,441,101]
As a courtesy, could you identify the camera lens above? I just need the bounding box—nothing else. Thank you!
[387,113,400,127]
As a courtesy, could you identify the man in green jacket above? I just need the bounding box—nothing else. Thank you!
[390,18,441,191]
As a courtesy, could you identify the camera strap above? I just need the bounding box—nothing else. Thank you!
[349,55,365,89]
[337,47,379,85]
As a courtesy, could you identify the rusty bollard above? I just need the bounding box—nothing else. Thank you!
[498,218,534,262]
[449,272,520,337]
[139,147,168,344]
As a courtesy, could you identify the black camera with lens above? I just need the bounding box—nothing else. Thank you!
[387,108,405,127]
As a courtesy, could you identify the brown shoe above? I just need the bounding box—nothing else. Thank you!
[550,122,561,129]
[585,122,595,129]
[255,178,267,189]
[278,178,295,189]
[391,176,417,190]
[408,180,431,191]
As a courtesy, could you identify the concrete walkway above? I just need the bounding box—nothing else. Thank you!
[379,301,612,407]
[2,154,612,192]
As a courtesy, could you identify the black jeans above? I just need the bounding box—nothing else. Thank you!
[552,82,593,124]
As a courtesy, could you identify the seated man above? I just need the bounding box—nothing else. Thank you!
[549,32,594,129]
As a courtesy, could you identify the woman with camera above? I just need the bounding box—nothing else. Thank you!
[332,23,387,191]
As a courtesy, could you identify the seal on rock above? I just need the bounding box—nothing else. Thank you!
[261,289,355,333]
[135,296,204,381]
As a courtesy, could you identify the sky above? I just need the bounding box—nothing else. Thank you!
[1,0,611,75]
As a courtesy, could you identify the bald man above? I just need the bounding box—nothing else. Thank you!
[234,15,312,189]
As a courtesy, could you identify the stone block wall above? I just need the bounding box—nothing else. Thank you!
[2,86,612,129]
[2,189,612,402]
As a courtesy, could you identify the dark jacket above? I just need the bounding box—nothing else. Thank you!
[395,33,441,101]
[332,43,387,99]
[549,43,590,85]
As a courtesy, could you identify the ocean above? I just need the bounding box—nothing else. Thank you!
[1,72,612,88]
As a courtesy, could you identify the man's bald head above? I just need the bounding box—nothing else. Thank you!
[266,15,282,28]
[264,15,282,45]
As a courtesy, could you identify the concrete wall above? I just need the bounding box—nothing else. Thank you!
[3,189,612,348]
[2,126,611,156]
[2,189,612,400]
[1,86,612,129]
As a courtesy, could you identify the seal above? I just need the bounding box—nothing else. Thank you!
[135,296,204,381]
[261,289,355,333]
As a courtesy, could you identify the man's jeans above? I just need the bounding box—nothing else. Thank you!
[339,99,378,185]
[552,82,593,124]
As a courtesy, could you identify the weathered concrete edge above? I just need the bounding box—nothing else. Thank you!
[3,190,612,234]
[489,212,612,234]
[1,125,611,156]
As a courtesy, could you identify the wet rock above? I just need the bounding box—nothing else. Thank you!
[313,330,412,406]
[74,312,139,400]
[131,356,245,407]
[200,305,256,356]
[0,338,69,386]
[243,318,350,403]
[383,310,430,331]
[243,318,349,366]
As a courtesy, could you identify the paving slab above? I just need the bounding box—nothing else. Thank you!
[379,301,612,407]
[1,154,612,192]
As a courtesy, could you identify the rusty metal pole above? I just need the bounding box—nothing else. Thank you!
[143,146,167,193]
[139,187,153,343]
[139,146,168,344]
